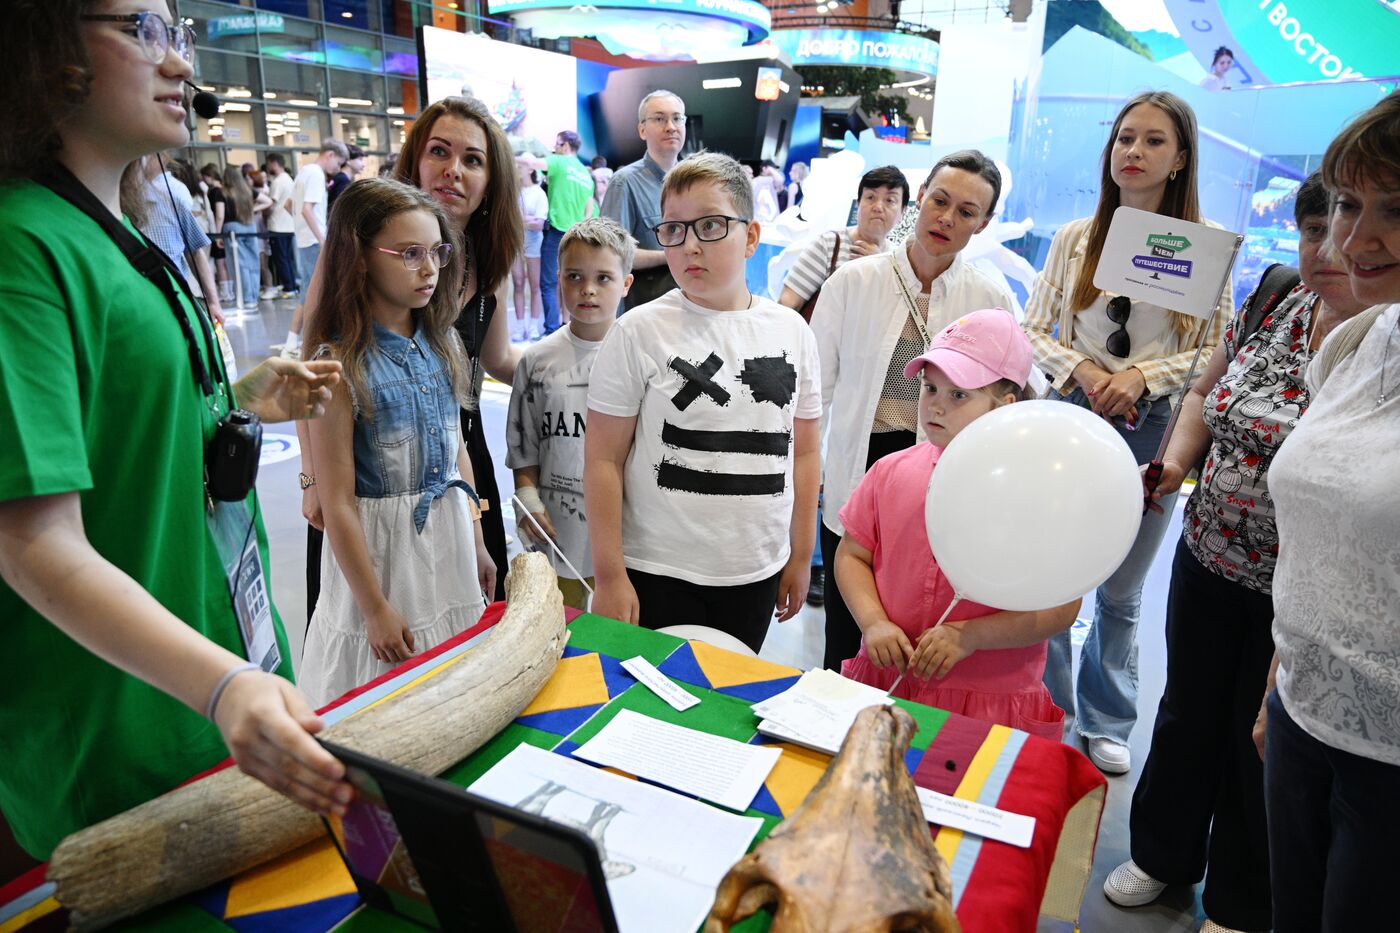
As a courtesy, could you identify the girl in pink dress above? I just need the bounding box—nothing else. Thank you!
[834,308,1080,741]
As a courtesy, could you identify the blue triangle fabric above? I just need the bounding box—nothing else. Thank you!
[225,893,361,932]
[193,880,229,920]
[597,652,638,699]
[515,703,604,737]
[562,644,591,659]
[714,675,802,704]
[904,746,924,777]
[655,642,712,689]
[747,783,784,819]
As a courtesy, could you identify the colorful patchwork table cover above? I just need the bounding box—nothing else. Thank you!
[0,610,1106,933]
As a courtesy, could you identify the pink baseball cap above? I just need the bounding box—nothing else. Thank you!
[903,308,1033,389]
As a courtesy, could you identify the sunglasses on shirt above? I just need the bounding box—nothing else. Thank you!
[1106,295,1133,358]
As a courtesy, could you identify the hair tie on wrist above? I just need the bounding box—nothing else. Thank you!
[206,662,260,721]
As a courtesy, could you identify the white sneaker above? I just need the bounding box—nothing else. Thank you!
[260,286,280,300]
[1088,737,1131,774]
[279,343,301,360]
[1200,921,1254,933]
[1103,860,1167,907]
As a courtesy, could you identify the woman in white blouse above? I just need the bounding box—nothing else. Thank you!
[1023,91,1229,774]
[811,150,1015,670]
[1260,90,1400,933]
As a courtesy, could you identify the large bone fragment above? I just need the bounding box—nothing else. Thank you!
[706,705,960,933]
[48,553,566,930]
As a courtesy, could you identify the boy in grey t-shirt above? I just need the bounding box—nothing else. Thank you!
[507,218,635,609]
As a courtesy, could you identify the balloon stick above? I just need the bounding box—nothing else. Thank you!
[1141,233,1244,513]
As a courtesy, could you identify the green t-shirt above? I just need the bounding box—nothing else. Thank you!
[0,180,292,859]
[545,152,595,232]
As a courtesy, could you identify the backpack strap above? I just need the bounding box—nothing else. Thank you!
[1311,305,1388,391]
[1239,263,1301,346]
[826,230,842,276]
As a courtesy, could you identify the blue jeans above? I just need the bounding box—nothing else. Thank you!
[297,242,321,297]
[1043,387,1178,744]
[539,225,565,335]
[1264,690,1400,931]
[222,221,260,307]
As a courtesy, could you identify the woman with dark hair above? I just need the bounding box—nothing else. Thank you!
[1102,172,1370,933]
[1200,46,1234,92]
[299,96,522,608]
[0,0,348,863]
[221,164,270,310]
[1259,90,1400,932]
[1025,90,1231,776]
[810,149,1015,671]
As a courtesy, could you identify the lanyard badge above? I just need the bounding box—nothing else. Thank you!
[207,499,281,673]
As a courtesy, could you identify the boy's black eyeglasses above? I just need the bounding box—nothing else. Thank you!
[81,11,197,65]
[1106,295,1133,358]
[652,215,749,248]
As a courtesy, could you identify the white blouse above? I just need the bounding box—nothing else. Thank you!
[1270,302,1400,765]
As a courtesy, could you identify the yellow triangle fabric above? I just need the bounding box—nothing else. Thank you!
[520,653,609,716]
[689,640,799,689]
[762,741,831,816]
[224,838,356,918]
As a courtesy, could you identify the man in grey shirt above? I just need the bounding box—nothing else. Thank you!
[600,89,686,311]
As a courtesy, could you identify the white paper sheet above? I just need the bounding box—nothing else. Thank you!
[916,786,1036,848]
[751,669,893,756]
[469,745,763,933]
[620,656,700,711]
[570,709,780,812]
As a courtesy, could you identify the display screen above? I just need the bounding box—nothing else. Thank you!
[326,755,612,932]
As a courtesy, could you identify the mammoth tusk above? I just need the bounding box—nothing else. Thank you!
[48,553,567,930]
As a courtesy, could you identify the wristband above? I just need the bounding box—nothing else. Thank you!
[515,486,545,516]
[206,662,259,721]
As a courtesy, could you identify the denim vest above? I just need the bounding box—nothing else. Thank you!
[354,320,476,532]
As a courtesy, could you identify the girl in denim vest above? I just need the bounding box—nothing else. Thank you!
[299,177,493,706]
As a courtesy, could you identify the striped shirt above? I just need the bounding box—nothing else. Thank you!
[783,229,857,303]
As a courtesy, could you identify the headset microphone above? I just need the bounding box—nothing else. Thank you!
[183,80,221,120]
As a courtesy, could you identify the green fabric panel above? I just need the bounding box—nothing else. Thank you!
[893,698,951,751]
[566,614,685,665]
[564,682,759,747]
[437,723,560,788]
[111,898,232,931]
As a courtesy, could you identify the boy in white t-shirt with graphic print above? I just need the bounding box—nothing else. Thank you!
[507,218,636,610]
[586,151,822,653]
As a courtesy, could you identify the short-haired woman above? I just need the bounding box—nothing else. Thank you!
[1103,172,1371,932]
[1261,89,1400,932]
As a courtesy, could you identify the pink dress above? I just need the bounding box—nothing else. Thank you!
[837,444,1064,742]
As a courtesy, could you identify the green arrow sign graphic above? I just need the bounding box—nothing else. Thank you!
[1146,233,1191,252]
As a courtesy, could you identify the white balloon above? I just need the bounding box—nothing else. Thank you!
[925,400,1143,611]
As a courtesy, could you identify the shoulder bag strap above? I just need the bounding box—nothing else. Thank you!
[1312,305,1387,390]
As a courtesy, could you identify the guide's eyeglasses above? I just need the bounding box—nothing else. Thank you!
[1106,295,1133,358]
[375,243,453,271]
[652,215,749,248]
[643,114,687,128]
[81,11,197,65]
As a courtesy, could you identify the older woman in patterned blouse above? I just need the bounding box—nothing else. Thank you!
[1099,172,1368,932]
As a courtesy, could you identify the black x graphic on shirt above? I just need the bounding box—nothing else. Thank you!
[669,353,731,410]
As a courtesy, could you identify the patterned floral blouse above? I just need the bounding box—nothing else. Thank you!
[1185,283,1318,593]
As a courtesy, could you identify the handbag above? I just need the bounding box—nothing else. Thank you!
[798,232,843,323]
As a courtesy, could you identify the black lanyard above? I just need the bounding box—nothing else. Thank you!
[35,165,227,401]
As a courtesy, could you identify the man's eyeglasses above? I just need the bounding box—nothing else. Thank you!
[643,114,687,128]
[81,11,196,65]
[1106,295,1133,358]
[652,215,748,248]
[375,243,453,271]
